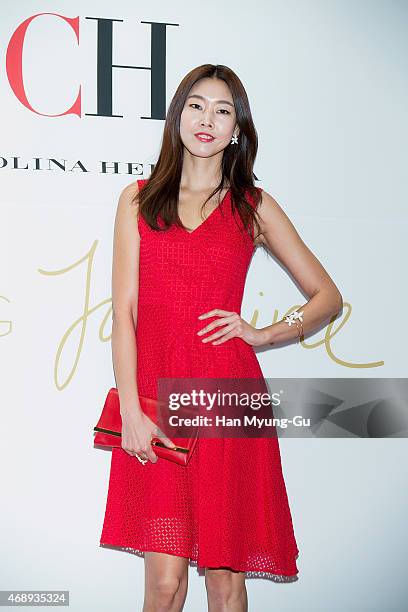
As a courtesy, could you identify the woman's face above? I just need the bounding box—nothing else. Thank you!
[179,77,239,158]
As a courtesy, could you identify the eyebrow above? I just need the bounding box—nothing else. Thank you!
[186,94,235,108]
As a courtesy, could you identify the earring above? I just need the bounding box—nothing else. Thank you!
[231,133,238,145]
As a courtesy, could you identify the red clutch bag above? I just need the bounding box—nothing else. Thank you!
[93,387,199,466]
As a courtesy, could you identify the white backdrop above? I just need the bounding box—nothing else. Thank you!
[1,1,407,610]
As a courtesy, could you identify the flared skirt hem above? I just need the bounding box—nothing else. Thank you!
[99,540,299,583]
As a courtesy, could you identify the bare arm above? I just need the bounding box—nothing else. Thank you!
[256,190,343,345]
[111,181,143,414]
[110,182,190,461]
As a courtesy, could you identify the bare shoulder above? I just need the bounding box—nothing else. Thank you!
[117,180,140,213]
[257,189,288,220]
[121,180,140,198]
[113,181,140,232]
[112,181,142,251]
[111,182,141,322]
[255,189,296,247]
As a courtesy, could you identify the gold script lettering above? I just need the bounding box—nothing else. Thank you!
[0,295,12,336]
[250,301,384,369]
[37,244,384,390]
[38,241,112,390]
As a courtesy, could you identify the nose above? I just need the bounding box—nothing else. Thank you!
[200,107,214,128]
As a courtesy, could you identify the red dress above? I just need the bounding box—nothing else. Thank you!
[100,179,299,581]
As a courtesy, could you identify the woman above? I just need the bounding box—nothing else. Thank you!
[100,64,342,610]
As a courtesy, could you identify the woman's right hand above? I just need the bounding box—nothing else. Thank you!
[120,408,177,463]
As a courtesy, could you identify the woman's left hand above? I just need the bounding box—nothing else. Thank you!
[197,309,267,347]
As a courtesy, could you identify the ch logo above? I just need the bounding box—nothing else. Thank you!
[5,13,179,119]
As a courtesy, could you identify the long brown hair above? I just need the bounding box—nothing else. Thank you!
[133,64,262,240]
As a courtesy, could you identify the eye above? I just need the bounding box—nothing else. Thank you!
[188,103,231,114]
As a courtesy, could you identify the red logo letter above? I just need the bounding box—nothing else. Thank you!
[6,12,81,117]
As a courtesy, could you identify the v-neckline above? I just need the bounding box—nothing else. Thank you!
[178,187,230,236]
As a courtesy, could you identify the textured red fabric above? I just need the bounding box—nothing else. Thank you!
[99,179,299,581]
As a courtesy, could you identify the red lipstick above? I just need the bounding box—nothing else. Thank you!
[195,132,215,143]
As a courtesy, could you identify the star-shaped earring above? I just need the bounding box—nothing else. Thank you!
[231,133,238,145]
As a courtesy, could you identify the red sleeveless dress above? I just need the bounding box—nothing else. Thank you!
[100,179,299,581]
